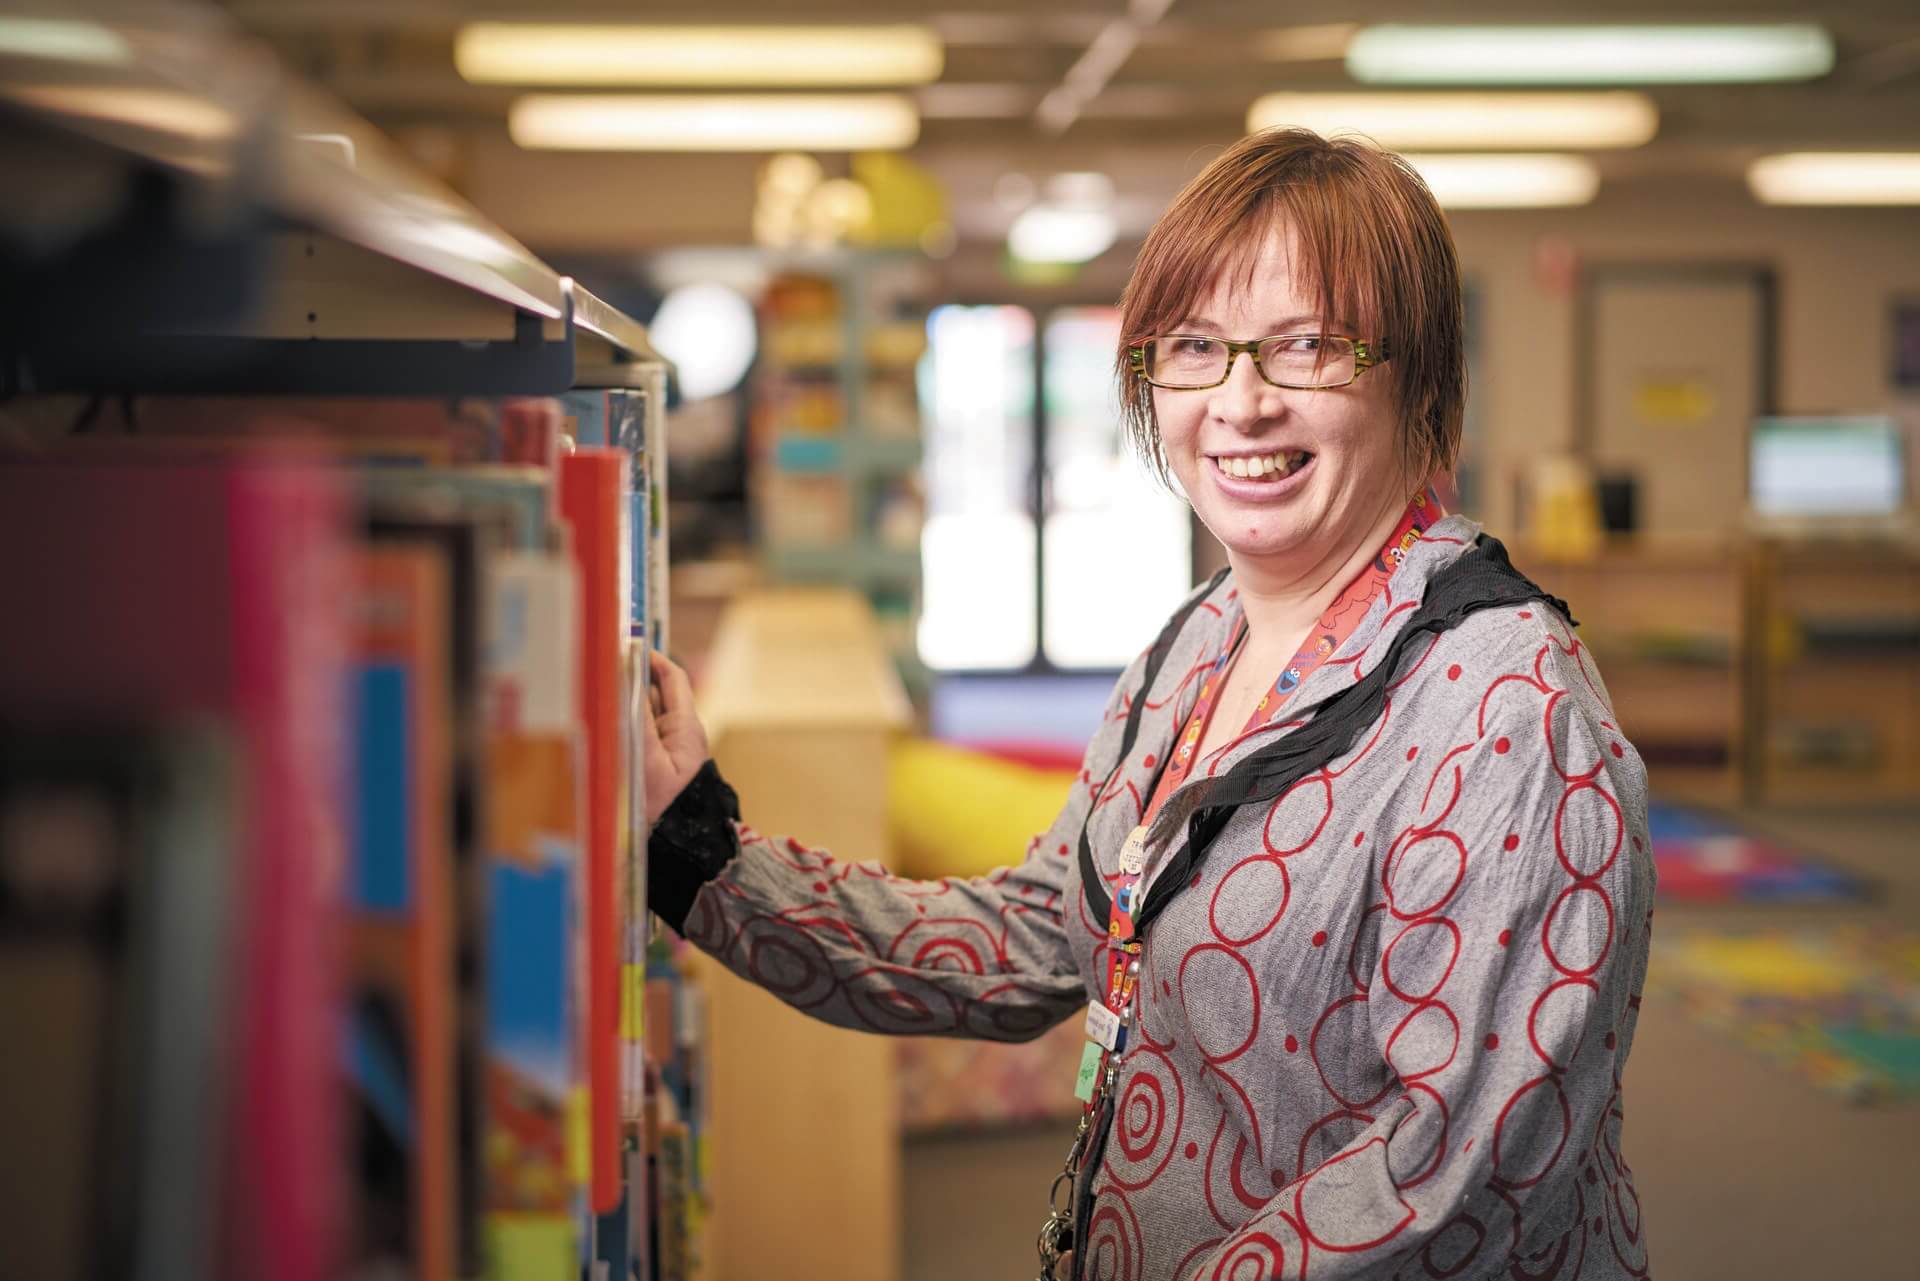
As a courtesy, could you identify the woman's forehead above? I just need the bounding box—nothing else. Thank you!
[1188,230,1309,316]
[1181,225,1367,329]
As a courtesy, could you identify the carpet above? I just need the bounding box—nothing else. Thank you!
[1648,801,1871,903]
[1647,925,1920,1103]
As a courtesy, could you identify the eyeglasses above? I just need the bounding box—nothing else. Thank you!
[1129,333,1389,390]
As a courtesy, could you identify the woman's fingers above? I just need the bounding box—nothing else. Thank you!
[649,649,695,718]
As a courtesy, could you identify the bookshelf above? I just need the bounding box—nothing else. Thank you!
[1520,539,1748,806]
[0,7,700,1281]
[1750,534,1920,804]
[751,253,930,694]
[1520,534,1920,807]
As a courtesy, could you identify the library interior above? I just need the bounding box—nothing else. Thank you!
[2,3,1918,1281]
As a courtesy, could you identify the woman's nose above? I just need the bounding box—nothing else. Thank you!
[1204,350,1284,432]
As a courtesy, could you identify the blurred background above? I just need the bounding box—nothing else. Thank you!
[2,2,1917,1280]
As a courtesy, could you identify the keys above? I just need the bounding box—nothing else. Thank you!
[1035,1212,1074,1280]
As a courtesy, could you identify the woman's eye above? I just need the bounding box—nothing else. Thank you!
[1171,338,1214,356]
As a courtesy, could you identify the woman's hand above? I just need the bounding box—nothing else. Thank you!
[639,648,711,824]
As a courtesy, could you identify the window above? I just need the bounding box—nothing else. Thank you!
[919,303,1192,672]
[918,304,1037,670]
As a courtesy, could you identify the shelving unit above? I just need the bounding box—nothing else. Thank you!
[751,252,930,693]
[1522,539,1749,806]
[0,2,659,397]
[0,7,696,1281]
[1521,533,1920,807]
[1750,534,1920,804]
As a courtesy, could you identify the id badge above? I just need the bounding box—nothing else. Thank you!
[1084,1000,1121,1051]
[1073,1039,1104,1102]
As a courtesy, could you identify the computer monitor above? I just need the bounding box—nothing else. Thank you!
[1749,415,1906,518]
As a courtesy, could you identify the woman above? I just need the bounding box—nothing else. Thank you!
[643,129,1653,1281]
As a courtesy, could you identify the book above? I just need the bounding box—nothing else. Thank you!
[0,456,353,1281]
[642,364,672,658]
[365,506,498,1281]
[0,725,237,1281]
[557,449,632,1218]
[344,545,458,1281]
[482,550,585,1280]
[561,388,653,644]
[358,466,560,556]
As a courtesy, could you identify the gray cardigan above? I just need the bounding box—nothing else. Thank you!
[663,515,1655,1281]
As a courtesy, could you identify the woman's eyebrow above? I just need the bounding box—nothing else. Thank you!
[1168,315,1330,334]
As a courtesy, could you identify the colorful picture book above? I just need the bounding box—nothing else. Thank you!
[345,545,458,1281]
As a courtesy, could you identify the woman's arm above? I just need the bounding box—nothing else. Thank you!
[640,649,1146,1041]
[1181,641,1655,1278]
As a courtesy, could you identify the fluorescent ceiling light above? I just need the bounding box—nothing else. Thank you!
[3,84,239,143]
[1348,24,1834,85]
[1248,91,1656,149]
[509,94,919,152]
[0,17,131,65]
[1748,153,1920,206]
[456,23,942,87]
[1403,154,1599,208]
[1009,204,1118,264]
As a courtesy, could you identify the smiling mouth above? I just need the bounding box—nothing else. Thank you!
[1210,449,1312,481]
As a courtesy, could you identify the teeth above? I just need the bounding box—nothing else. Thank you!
[1215,450,1304,480]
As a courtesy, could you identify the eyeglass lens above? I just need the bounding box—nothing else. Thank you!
[1148,336,1356,388]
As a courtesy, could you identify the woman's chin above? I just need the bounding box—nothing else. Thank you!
[1207,518,1320,568]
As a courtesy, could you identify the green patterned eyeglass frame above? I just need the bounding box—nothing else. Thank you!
[1128,334,1390,391]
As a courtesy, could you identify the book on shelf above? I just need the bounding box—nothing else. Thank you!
[344,544,459,1281]
[483,549,586,1279]
[365,506,496,1281]
[557,449,632,1223]
[0,725,237,1281]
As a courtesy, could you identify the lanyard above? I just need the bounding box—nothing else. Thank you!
[1142,487,1445,823]
[1070,487,1445,1108]
[1071,827,1149,1102]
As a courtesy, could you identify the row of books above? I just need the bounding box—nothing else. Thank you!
[0,387,707,1281]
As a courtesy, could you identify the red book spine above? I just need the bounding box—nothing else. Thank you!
[558,450,631,1214]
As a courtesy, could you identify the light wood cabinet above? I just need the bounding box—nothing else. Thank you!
[691,588,911,1281]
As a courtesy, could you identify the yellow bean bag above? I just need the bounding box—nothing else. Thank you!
[888,738,1079,882]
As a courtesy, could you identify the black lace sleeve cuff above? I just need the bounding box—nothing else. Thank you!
[648,758,741,933]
